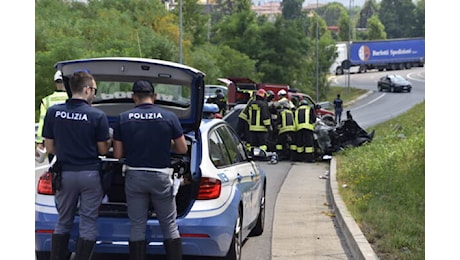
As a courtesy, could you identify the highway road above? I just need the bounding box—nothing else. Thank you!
[330,67,425,129]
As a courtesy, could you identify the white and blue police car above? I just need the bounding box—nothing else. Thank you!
[35,57,266,260]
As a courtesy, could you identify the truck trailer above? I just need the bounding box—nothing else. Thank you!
[330,38,425,75]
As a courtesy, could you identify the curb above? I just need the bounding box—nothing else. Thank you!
[328,157,380,260]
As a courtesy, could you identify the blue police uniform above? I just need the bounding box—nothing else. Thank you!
[42,98,110,241]
[113,103,183,242]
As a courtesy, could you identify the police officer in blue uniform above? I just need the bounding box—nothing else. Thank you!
[112,80,187,260]
[43,71,111,260]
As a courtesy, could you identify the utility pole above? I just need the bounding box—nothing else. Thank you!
[315,0,319,102]
[179,0,183,64]
[347,0,353,94]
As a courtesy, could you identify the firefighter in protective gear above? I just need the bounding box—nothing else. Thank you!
[265,90,277,152]
[275,89,295,110]
[239,89,272,153]
[275,100,296,160]
[293,99,317,162]
[35,71,69,163]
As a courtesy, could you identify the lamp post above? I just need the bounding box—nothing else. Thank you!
[179,0,183,64]
[347,0,353,94]
[315,0,319,102]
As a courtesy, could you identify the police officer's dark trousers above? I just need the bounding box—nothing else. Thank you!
[125,170,182,260]
[53,170,103,260]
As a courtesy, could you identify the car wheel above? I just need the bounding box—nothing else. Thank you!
[249,187,265,237]
[378,85,382,92]
[223,207,243,260]
[390,86,395,93]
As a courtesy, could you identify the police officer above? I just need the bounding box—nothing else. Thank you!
[112,80,187,260]
[293,99,317,162]
[35,71,68,163]
[333,94,343,124]
[275,100,296,161]
[43,71,111,260]
[238,88,272,153]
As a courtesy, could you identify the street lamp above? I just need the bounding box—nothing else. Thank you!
[179,0,183,64]
[315,0,319,102]
[347,0,353,94]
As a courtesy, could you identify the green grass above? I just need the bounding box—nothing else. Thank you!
[335,101,425,260]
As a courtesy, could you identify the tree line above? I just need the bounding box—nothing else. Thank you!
[35,0,424,120]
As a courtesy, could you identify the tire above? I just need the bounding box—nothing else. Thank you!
[336,67,343,75]
[249,187,265,236]
[223,207,243,260]
[390,86,395,93]
[378,85,382,92]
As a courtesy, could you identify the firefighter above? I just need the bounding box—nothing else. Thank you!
[238,89,272,153]
[275,100,296,161]
[275,89,295,110]
[294,99,317,162]
[35,71,69,163]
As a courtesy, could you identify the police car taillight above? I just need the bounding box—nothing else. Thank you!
[197,177,221,200]
[37,172,55,195]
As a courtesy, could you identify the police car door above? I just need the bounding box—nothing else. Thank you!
[214,124,261,227]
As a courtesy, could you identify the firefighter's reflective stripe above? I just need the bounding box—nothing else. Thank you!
[36,91,68,143]
[277,109,295,134]
[248,103,270,132]
[295,105,315,131]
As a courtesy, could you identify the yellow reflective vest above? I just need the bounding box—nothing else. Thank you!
[35,91,68,143]
[294,105,315,131]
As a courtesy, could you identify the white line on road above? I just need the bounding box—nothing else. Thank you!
[350,93,386,111]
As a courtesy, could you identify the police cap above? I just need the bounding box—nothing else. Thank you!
[132,80,154,93]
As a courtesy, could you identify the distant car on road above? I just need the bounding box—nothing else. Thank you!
[377,74,412,93]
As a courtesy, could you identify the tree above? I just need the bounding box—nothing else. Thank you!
[357,0,378,29]
[337,12,351,42]
[366,15,387,40]
[281,0,303,20]
[412,0,425,37]
[321,2,347,27]
[378,0,416,38]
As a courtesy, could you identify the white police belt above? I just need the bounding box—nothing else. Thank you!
[125,166,173,176]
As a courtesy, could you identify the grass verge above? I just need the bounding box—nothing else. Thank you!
[335,101,425,260]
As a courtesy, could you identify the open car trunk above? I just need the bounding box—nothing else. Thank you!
[98,141,195,218]
[93,102,197,219]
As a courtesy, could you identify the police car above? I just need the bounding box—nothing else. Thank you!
[35,57,266,260]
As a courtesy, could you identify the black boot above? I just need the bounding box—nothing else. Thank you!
[74,238,95,260]
[164,238,182,260]
[129,240,146,260]
[50,233,70,260]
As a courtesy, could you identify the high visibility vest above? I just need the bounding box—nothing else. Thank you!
[295,105,315,131]
[241,100,271,132]
[36,91,68,143]
[277,109,295,134]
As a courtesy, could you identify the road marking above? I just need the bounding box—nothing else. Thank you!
[351,93,386,111]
